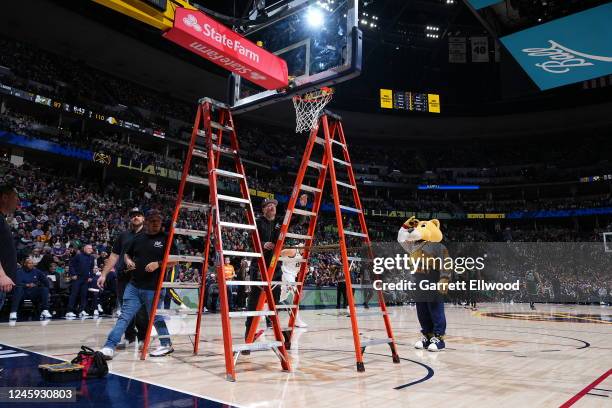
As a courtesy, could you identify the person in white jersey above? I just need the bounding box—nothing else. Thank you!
[279,243,308,328]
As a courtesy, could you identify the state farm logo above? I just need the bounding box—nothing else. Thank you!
[183,14,202,32]
[182,14,260,64]
[522,40,612,74]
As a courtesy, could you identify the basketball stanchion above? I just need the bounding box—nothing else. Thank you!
[246,88,400,372]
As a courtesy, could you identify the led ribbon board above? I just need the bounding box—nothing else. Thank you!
[500,3,612,90]
[164,8,288,90]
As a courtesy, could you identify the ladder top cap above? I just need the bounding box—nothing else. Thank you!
[321,109,342,121]
[199,97,229,109]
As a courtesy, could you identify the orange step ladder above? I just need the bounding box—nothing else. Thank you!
[245,111,400,372]
[140,97,291,381]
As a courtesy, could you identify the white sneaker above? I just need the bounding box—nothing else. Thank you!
[100,347,114,360]
[179,303,189,310]
[79,311,90,318]
[40,310,52,319]
[97,304,104,313]
[149,346,174,357]
[93,310,99,317]
[65,312,77,319]
[295,318,308,328]
[115,309,122,317]
[9,312,17,320]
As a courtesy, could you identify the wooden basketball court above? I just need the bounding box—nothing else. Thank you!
[1,303,610,407]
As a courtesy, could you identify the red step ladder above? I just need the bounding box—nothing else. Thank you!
[246,111,400,371]
[140,97,291,381]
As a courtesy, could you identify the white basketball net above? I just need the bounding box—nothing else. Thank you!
[292,88,334,133]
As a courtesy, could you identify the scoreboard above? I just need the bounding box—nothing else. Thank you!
[380,89,440,113]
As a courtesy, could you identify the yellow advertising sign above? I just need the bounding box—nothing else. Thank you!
[380,89,393,109]
[428,94,441,113]
[485,213,506,219]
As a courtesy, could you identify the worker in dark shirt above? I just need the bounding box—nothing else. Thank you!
[0,184,19,311]
[65,244,95,318]
[99,209,177,360]
[244,195,308,339]
[9,258,51,320]
[98,207,148,349]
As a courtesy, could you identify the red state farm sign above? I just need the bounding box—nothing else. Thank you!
[164,8,288,90]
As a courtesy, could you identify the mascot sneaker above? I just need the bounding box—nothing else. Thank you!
[414,334,431,349]
[427,335,445,352]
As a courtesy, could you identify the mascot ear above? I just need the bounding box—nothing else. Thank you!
[430,219,440,228]
[403,216,420,229]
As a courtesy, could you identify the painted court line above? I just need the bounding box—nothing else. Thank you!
[559,369,612,408]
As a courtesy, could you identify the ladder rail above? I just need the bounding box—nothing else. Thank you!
[140,105,204,361]
[193,208,213,354]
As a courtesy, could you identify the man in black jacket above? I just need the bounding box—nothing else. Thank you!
[65,244,95,318]
[9,258,51,320]
[0,184,19,311]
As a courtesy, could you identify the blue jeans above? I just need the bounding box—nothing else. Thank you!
[104,283,171,349]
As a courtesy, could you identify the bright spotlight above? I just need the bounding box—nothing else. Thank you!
[306,7,325,28]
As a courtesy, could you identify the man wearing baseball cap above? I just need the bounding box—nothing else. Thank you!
[244,195,308,340]
[99,209,177,359]
[98,207,148,349]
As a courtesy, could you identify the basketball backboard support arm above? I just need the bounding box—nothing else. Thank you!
[228,0,362,114]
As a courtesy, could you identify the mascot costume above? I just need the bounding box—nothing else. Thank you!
[397,217,450,352]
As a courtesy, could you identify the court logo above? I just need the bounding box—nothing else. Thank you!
[522,41,612,74]
[481,312,612,324]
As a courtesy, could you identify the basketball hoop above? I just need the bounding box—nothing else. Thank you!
[292,87,334,133]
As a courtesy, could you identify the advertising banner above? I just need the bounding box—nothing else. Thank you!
[500,4,612,90]
[164,8,288,90]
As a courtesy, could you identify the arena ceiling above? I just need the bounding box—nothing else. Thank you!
[1,0,611,139]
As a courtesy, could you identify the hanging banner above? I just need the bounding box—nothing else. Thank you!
[500,3,612,90]
[449,37,467,63]
[164,8,288,90]
[466,0,503,10]
[380,89,393,109]
[471,37,489,62]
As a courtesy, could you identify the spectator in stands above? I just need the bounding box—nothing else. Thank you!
[9,258,51,320]
[0,184,19,311]
[65,244,95,318]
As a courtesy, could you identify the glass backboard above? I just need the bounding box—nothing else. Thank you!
[229,0,361,113]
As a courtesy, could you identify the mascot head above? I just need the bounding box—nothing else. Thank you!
[400,216,443,243]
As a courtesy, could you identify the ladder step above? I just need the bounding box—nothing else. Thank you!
[278,257,308,263]
[223,250,262,258]
[199,97,229,109]
[214,169,244,179]
[314,137,325,145]
[219,221,256,230]
[210,121,233,133]
[347,256,364,262]
[186,175,209,186]
[345,230,367,238]
[293,208,316,217]
[336,180,356,190]
[168,255,205,263]
[225,280,301,286]
[300,184,322,193]
[156,308,200,316]
[352,310,387,317]
[192,149,207,159]
[229,310,276,318]
[361,338,393,347]
[307,161,326,170]
[212,145,236,155]
[331,139,346,148]
[233,341,282,353]
[173,228,207,237]
[340,205,362,214]
[181,201,210,210]
[332,157,351,166]
[197,130,206,137]
[275,304,297,310]
[285,233,312,240]
[350,284,372,289]
[162,282,201,289]
[217,194,250,204]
